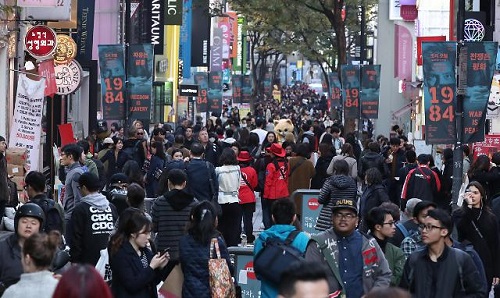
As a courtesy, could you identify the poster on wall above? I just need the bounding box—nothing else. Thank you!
[340,65,360,119]
[98,45,126,120]
[360,65,381,119]
[127,44,154,121]
[422,42,456,144]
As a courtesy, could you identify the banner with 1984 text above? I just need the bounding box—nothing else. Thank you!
[340,65,360,119]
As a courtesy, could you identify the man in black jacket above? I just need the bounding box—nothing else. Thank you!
[358,142,389,181]
[198,129,220,166]
[400,209,486,297]
[185,143,218,204]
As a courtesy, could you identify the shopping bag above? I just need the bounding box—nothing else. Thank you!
[95,248,112,283]
[208,238,235,298]
[158,264,183,298]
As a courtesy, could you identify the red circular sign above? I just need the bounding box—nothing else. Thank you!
[24,25,57,58]
[308,198,320,210]
[244,261,256,280]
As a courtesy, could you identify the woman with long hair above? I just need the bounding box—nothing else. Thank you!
[261,131,278,150]
[327,143,358,181]
[2,232,60,297]
[311,143,335,189]
[454,181,500,291]
[358,168,390,232]
[145,141,167,197]
[468,154,495,200]
[215,148,241,247]
[179,201,233,298]
[100,137,129,181]
[53,264,112,298]
[108,208,169,298]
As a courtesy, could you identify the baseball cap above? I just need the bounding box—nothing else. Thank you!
[331,199,358,214]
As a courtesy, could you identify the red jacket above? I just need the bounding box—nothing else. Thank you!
[239,166,258,204]
[264,158,289,199]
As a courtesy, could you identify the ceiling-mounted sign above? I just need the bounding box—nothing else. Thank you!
[54,34,77,65]
[54,60,82,95]
[24,25,57,59]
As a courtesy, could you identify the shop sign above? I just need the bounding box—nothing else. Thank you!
[54,60,83,95]
[24,25,57,59]
[54,34,77,65]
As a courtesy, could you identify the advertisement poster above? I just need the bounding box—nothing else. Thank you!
[98,45,126,120]
[179,0,192,78]
[472,135,500,160]
[208,71,222,115]
[242,75,252,104]
[328,72,342,107]
[340,65,360,119]
[463,42,497,143]
[194,72,208,112]
[127,44,154,121]
[232,74,242,104]
[263,71,272,95]
[360,65,381,119]
[422,42,457,144]
[9,74,45,171]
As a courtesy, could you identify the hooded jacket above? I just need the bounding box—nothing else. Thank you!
[358,151,389,180]
[152,189,197,259]
[316,175,357,231]
[70,192,117,265]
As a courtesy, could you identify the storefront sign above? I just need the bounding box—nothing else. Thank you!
[340,64,360,119]
[24,25,57,59]
[54,60,82,95]
[54,34,77,65]
[472,135,500,160]
[179,84,199,96]
[422,42,456,144]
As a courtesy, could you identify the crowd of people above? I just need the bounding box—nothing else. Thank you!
[0,83,498,297]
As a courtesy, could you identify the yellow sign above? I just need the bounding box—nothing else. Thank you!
[54,34,77,65]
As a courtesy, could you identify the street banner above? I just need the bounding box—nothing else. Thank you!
[191,0,210,67]
[340,65,360,119]
[463,42,497,143]
[194,72,208,112]
[127,44,154,121]
[208,71,223,115]
[328,72,342,107]
[179,0,192,78]
[219,17,231,59]
[263,71,272,95]
[9,74,45,171]
[74,0,95,62]
[149,0,165,54]
[210,27,223,72]
[360,65,381,119]
[422,42,456,144]
[98,45,126,120]
[164,0,182,25]
[38,59,57,98]
[321,74,329,94]
[472,135,500,160]
[232,74,242,104]
[242,75,252,104]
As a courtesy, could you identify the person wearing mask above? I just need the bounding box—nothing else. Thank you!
[70,172,118,265]
[2,232,60,298]
[366,207,406,286]
[109,208,170,298]
[0,203,45,295]
[387,137,406,206]
[263,143,289,229]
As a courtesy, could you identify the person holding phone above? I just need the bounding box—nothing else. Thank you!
[109,208,170,298]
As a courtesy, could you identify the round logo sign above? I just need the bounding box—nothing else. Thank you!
[24,25,57,59]
[308,198,320,211]
[244,261,256,280]
[55,60,82,95]
[54,34,77,65]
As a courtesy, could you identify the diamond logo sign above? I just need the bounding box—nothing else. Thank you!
[464,19,485,42]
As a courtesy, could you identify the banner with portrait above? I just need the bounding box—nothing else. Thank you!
[340,65,360,119]
[127,44,154,121]
[98,45,126,120]
[194,72,208,112]
[422,42,456,144]
[242,75,252,104]
[208,71,223,115]
[328,72,342,108]
[463,42,497,143]
[360,65,381,119]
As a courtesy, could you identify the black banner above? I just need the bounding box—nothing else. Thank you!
[242,75,252,104]
[340,65,360,119]
[74,0,95,62]
[149,0,165,55]
[208,71,222,114]
[164,0,183,25]
[194,72,208,112]
[232,74,242,104]
[360,65,381,119]
[191,0,210,67]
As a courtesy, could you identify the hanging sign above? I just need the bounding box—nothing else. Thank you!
[54,60,83,95]
[24,25,57,59]
[54,34,77,65]
[360,65,381,119]
[340,65,360,119]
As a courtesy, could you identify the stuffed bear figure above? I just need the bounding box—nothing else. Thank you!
[273,119,294,143]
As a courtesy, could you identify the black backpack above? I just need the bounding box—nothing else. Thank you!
[123,140,142,164]
[254,230,305,285]
[38,198,65,234]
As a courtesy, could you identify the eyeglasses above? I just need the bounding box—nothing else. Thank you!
[465,189,480,195]
[333,212,357,220]
[23,185,29,190]
[419,224,444,231]
[382,221,396,226]
[136,133,144,135]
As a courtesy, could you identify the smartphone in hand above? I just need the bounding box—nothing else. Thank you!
[160,248,170,257]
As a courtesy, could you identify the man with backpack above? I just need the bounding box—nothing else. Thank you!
[122,126,147,167]
[305,198,391,297]
[399,209,486,297]
[401,154,441,209]
[24,171,64,233]
[253,199,310,298]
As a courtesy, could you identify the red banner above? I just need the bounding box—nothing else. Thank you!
[472,135,500,160]
[38,59,57,97]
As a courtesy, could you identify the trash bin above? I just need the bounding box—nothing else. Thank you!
[228,246,261,298]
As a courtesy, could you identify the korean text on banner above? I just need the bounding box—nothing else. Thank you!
[98,45,126,120]
[340,65,360,119]
[241,75,252,104]
[38,59,57,98]
[328,72,342,108]
[9,74,45,172]
[422,42,456,145]
[463,42,498,143]
[360,65,381,119]
[208,71,223,115]
[232,75,242,104]
[127,44,154,121]
[194,72,208,113]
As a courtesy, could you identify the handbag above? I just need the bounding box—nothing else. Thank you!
[95,248,112,283]
[158,264,183,298]
[208,238,236,298]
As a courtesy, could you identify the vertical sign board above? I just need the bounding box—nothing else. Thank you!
[232,74,242,104]
[208,71,223,115]
[263,71,272,96]
[360,65,381,119]
[463,42,497,143]
[340,65,360,119]
[98,45,126,120]
[194,72,208,112]
[241,75,252,104]
[191,0,210,67]
[74,0,95,62]
[179,0,192,78]
[422,42,456,144]
[328,72,342,108]
[127,44,154,121]
[210,27,223,72]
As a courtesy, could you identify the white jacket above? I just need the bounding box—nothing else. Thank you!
[215,165,241,204]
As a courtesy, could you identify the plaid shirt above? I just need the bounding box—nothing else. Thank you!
[401,230,424,258]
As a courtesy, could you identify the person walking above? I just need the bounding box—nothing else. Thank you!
[238,151,258,243]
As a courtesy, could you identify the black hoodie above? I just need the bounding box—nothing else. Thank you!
[151,189,198,260]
